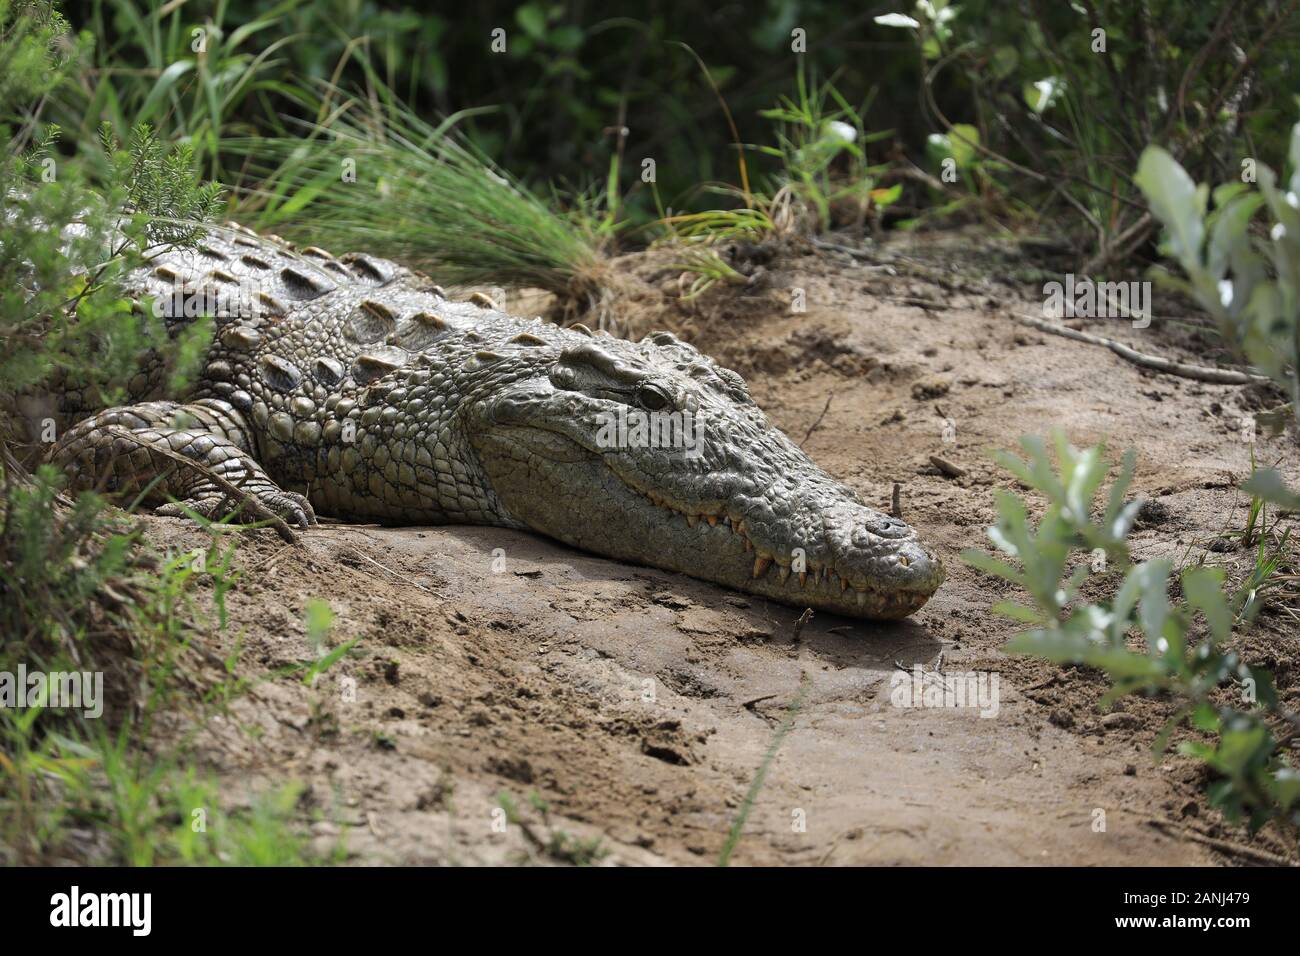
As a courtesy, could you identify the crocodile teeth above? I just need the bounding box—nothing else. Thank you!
[752,557,772,578]
[856,590,867,607]
[706,515,717,527]
[840,577,849,593]
[686,514,698,528]
[777,566,791,584]
[799,571,807,587]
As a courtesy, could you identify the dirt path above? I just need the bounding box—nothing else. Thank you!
[159,231,1298,865]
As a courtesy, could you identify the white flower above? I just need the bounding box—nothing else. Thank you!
[825,121,857,144]
[874,12,921,28]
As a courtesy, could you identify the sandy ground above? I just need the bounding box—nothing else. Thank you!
[145,229,1299,865]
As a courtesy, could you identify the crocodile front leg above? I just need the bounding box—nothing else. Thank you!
[50,399,316,528]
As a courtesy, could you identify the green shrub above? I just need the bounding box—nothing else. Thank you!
[963,435,1300,834]
[1135,124,1300,464]
[0,0,321,867]
[877,0,1299,263]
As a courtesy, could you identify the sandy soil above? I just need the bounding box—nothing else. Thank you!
[147,229,1299,865]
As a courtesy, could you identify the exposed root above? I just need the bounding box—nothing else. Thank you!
[1012,312,1269,385]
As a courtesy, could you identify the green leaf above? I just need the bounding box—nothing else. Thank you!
[990,600,1045,623]
[1241,468,1300,509]
[1178,740,1217,762]
[515,4,547,41]
[1135,145,1206,268]
[550,25,584,52]
[305,598,335,649]
[1181,566,1232,642]
[135,60,195,125]
[991,46,1018,79]
[960,548,1024,584]
[1005,628,1092,660]
[302,636,360,687]
[1215,724,1270,776]
[1133,559,1173,652]
[1191,702,1221,732]
[1271,768,1300,811]
[1024,76,1064,114]
[871,183,904,207]
[948,124,979,169]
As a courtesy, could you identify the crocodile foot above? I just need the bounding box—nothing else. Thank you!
[156,485,317,529]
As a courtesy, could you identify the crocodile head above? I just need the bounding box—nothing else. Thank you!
[468,330,943,620]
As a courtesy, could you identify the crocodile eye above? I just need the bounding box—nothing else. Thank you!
[636,382,672,411]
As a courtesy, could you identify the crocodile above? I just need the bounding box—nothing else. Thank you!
[49,223,944,619]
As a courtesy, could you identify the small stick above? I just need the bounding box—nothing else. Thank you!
[1145,819,1296,867]
[890,482,903,519]
[346,548,438,595]
[1012,313,1268,385]
[929,455,967,479]
[800,394,834,447]
[792,607,814,642]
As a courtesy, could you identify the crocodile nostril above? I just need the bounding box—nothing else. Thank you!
[867,517,910,538]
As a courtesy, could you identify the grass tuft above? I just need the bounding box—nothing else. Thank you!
[238,84,610,314]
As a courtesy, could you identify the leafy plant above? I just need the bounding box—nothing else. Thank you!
[963,435,1300,834]
[0,1,321,867]
[54,0,308,185]
[2,15,223,425]
[877,0,1299,266]
[1136,123,1300,428]
[496,790,608,866]
[754,66,894,234]
[1135,121,1300,544]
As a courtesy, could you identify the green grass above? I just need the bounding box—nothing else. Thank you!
[717,673,808,866]
[0,467,347,865]
[754,66,892,234]
[238,84,605,306]
[54,0,311,187]
[650,69,895,296]
[496,790,608,866]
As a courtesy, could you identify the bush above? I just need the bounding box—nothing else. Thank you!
[963,435,1300,834]
[877,0,1299,265]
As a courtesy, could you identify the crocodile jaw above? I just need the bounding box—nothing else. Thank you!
[472,428,943,621]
